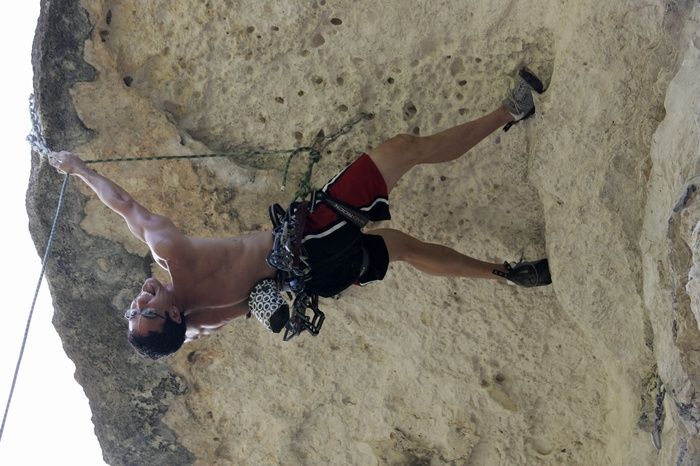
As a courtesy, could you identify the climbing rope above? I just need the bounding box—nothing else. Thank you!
[0,97,371,443]
[83,111,373,201]
[0,174,69,444]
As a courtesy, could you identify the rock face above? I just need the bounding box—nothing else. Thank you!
[28,0,700,464]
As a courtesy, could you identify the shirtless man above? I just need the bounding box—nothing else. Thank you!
[47,68,551,359]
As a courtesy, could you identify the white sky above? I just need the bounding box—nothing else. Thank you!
[0,3,107,465]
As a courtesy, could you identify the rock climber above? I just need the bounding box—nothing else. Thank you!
[47,67,551,359]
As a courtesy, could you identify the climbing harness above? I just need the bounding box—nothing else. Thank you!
[255,185,373,340]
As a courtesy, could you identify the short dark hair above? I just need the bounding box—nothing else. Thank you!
[127,313,187,360]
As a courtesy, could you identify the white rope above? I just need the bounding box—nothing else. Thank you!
[0,174,69,443]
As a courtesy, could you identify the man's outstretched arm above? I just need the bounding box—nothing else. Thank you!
[47,151,189,258]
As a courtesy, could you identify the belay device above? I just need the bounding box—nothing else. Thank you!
[248,190,369,340]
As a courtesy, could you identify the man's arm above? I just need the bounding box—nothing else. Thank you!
[48,151,190,259]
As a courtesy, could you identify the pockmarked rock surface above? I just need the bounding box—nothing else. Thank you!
[28,0,700,464]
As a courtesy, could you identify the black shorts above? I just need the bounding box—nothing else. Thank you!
[302,154,391,297]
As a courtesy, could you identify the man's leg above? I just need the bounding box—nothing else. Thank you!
[361,70,551,287]
[368,106,514,193]
[368,229,507,280]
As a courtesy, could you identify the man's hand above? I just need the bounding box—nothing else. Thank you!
[47,151,86,175]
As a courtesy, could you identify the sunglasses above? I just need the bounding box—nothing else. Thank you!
[124,308,166,321]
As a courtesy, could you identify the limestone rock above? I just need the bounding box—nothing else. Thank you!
[28,0,700,464]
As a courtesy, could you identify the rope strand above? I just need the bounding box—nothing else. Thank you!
[81,112,372,201]
[0,174,70,443]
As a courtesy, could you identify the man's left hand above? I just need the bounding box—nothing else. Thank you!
[47,151,86,175]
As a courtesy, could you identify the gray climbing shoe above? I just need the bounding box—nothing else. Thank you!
[493,258,552,287]
[502,67,545,132]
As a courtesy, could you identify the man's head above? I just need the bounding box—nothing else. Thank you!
[125,278,187,359]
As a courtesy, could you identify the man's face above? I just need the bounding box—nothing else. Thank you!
[126,278,180,335]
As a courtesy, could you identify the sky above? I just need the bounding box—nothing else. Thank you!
[0,3,107,465]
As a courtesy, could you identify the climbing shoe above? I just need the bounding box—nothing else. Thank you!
[493,258,552,287]
[502,67,545,132]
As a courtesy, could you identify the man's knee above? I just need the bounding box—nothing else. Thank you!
[368,134,427,191]
[391,133,418,146]
[370,228,415,263]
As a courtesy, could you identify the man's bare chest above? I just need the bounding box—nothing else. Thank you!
[171,233,275,309]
